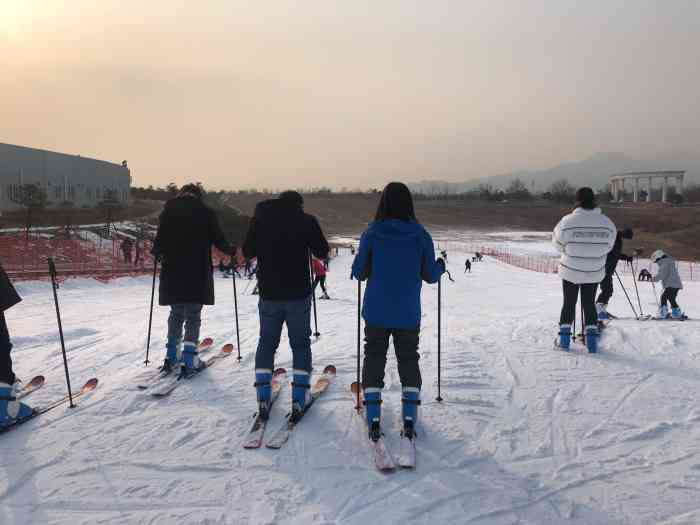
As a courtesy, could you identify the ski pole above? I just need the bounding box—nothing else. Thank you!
[436,275,443,403]
[48,258,75,409]
[144,257,158,366]
[630,259,644,316]
[232,254,241,361]
[309,254,320,338]
[651,280,660,308]
[355,279,362,412]
[580,291,585,338]
[614,270,639,319]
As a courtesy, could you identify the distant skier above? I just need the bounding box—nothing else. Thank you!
[120,238,133,264]
[152,184,232,375]
[0,263,33,428]
[351,182,445,442]
[440,249,448,262]
[595,228,634,320]
[464,259,471,273]
[243,191,329,421]
[312,257,330,299]
[638,268,652,282]
[552,187,616,353]
[473,252,483,262]
[350,245,356,255]
[651,250,684,319]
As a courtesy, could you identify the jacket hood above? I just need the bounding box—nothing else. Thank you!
[254,198,304,225]
[572,207,602,215]
[367,219,424,241]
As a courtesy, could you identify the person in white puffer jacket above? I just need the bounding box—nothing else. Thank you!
[552,187,616,352]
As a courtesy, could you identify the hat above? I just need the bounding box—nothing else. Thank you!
[651,249,666,263]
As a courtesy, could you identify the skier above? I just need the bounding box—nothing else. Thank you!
[312,257,330,299]
[151,184,232,375]
[440,249,448,262]
[120,238,133,264]
[638,268,652,282]
[464,259,471,273]
[243,191,329,421]
[651,250,684,319]
[0,262,33,428]
[351,182,445,441]
[552,187,616,353]
[595,228,634,320]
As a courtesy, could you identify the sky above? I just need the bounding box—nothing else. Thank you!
[1,1,699,190]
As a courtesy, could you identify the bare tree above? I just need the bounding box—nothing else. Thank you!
[9,183,49,239]
[548,179,576,203]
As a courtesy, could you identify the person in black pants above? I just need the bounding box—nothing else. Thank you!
[595,228,634,319]
[464,259,471,273]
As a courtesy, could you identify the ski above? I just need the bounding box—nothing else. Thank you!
[137,337,214,390]
[0,378,99,435]
[350,381,396,472]
[150,343,234,397]
[16,375,46,400]
[242,368,287,449]
[397,429,417,469]
[265,365,336,449]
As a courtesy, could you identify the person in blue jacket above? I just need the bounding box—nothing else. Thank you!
[351,182,445,442]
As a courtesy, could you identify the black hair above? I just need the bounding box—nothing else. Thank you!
[279,190,304,207]
[575,187,596,210]
[179,183,203,199]
[374,182,417,222]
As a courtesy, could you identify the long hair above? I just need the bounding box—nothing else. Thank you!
[374,182,417,222]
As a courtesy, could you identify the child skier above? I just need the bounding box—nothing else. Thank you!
[312,257,330,299]
[651,250,684,319]
[351,182,445,442]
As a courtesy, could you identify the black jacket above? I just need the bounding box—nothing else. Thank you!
[0,263,21,313]
[243,199,329,301]
[605,231,631,275]
[152,195,231,306]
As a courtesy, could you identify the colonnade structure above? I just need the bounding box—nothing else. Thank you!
[610,170,685,203]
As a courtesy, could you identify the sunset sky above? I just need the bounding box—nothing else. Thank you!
[1,1,698,190]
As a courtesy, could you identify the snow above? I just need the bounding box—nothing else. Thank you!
[2,241,700,524]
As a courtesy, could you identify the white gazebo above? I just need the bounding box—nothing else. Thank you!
[610,170,685,203]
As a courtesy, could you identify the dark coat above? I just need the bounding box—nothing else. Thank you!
[243,199,329,301]
[605,231,632,275]
[152,195,231,306]
[0,263,21,313]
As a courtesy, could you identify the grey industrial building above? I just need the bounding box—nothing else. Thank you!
[0,142,131,211]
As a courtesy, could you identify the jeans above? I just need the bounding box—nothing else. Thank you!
[362,325,421,390]
[168,303,203,344]
[255,296,312,372]
[0,313,14,385]
[660,288,680,308]
[560,280,598,327]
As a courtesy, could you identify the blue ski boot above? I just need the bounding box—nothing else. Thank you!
[401,387,420,439]
[0,382,34,429]
[585,325,600,353]
[160,336,181,373]
[671,307,684,319]
[596,303,609,321]
[291,370,311,420]
[364,388,382,441]
[557,324,572,351]
[255,369,273,420]
[657,305,669,319]
[180,341,201,376]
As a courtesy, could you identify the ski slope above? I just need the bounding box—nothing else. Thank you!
[1,245,700,525]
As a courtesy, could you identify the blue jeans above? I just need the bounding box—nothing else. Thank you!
[255,296,312,372]
[168,303,203,344]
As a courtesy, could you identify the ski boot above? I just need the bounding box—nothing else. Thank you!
[291,370,311,422]
[254,369,273,420]
[364,388,382,441]
[657,305,669,319]
[0,382,34,429]
[179,341,201,377]
[556,324,572,351]
[671,307,684,319]
[596,302,609,321]
[401,387,420,440]
[160,337,181,374]
[320,293,330,300]
[585,325,600,353]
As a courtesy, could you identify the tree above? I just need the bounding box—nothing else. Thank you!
[548,179,575,203]
[505,178,532,201]
[166,183,179,196]
[9,183,48,239]
[97,189,124,236]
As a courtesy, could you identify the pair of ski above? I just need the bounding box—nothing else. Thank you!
[243,365,336,449]
[1,376,99,435]
[136,338,235,396]
[350,382,416,472]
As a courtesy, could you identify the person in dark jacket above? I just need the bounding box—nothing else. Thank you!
[465,259,472,273]
[351,182,445,441]
[152,184,232,375]
[595,228,634,320]
[243,191,329,420]
[0,263,33,428]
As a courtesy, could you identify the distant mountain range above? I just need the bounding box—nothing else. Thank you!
[410,152,700,194]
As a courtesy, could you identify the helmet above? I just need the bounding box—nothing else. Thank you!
[651,250,666,263]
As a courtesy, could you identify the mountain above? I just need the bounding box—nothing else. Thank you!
[410,152,700,194]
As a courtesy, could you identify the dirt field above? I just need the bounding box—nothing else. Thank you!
[226,193,700,261]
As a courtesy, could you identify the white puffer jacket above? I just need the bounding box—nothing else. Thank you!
[552,208,616,284]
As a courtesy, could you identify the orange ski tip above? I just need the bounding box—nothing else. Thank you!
[273,367,287,376]
[30,375,45,387]
[323,365,336,375]
[201,337,214,346]
[82,378,99,392]
[350,381,361,393]
[222,344,235,353]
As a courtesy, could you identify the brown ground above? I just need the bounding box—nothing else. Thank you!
[225,193,700,261]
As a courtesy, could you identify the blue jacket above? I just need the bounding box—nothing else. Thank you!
[351,220,444,329]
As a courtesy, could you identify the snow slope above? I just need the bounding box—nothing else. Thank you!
[1,247,700,524]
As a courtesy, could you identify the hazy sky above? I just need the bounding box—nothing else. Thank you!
[1,1,698,190]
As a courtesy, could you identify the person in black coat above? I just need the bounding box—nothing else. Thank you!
[595,228,633,319]
[152,184,232,373]
[243,191,329,419]
[0,263,33,427]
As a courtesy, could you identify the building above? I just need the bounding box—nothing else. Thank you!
[0,142,131,211]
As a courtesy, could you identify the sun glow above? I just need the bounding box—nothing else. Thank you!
[0,1,34,38]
